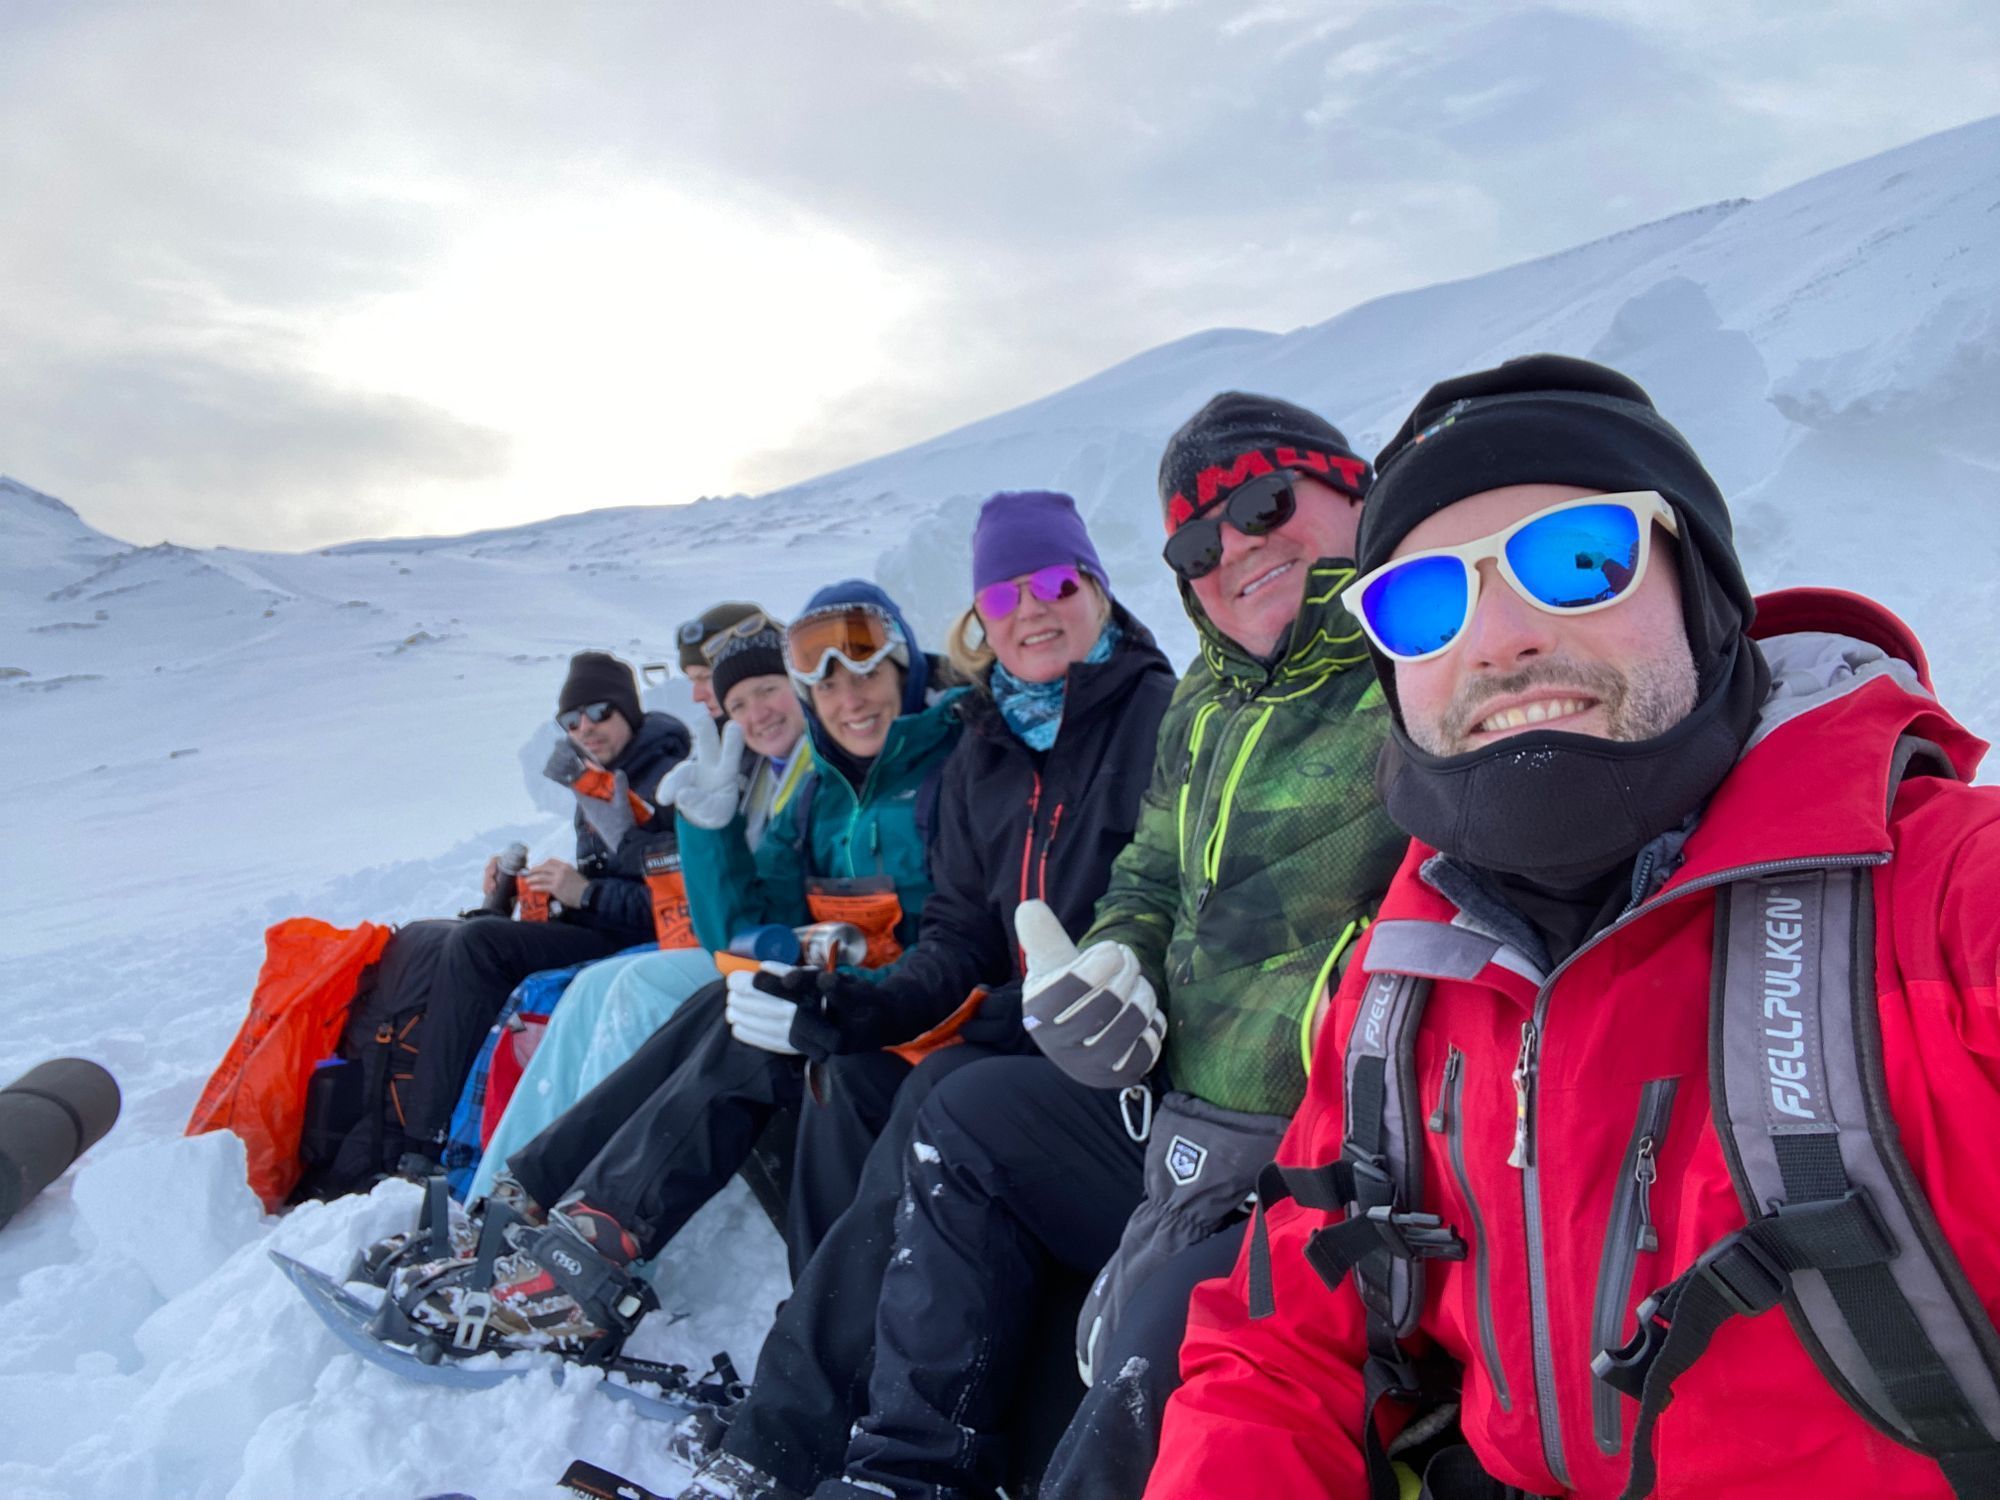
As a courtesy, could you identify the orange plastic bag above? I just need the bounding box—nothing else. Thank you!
[186,917,394,1210]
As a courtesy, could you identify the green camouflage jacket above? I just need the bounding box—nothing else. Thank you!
[1080,560,1408,1117]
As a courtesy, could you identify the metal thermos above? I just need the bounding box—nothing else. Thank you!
[0,1058,121,1230]
[797,922,868,970]
[482,842,529,916]
[728,924,804,964]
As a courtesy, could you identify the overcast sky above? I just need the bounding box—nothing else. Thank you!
[4,1,1997,550]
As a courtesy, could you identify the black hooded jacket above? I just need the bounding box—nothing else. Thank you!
[825,607,1178,1052]
[569,709,691,941]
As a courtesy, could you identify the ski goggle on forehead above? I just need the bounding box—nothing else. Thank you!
[1340,492,1680,663]
[786,604,903,687]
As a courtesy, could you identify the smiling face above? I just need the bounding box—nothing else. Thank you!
[1186,474,1363,658]
[809,659,903,759]
[724,673,807,760]
[978,571,1110,685]
[1392,484,1698,757]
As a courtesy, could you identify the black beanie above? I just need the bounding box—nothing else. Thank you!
[709,623,789,711]
[1157,391,1371,528]
[1359,354,1753,691]
[558,650,643,734]
[680,601,766,670]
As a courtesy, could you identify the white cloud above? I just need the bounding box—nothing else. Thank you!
[0,0,1994,547]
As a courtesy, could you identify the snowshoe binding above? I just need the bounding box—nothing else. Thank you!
[383,1196,653,1361]
[350,1170,543,1288]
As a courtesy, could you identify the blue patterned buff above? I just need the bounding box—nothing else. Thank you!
[990,620,1120,751]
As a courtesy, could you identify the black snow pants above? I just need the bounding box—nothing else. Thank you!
[508,978,914,1271]
[819,1054,1148,1500]
[402,915,631,1146]
[1037,1220,1248,1500]
[724,1045,997,1492]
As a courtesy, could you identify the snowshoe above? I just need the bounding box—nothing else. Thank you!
[274,1249,698,1419]
[676,1453,803,1500]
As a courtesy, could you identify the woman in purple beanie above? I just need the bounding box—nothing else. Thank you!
[681,490,1182,1500]
[946,489,1120,750]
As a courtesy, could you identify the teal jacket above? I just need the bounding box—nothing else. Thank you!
[678,686,970,961]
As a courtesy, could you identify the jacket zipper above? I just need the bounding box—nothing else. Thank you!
[1427,1046,1512,1412]
[1038,803,1063,901]
[1506,849,1888,1490]
[1589,1077,1678,1454]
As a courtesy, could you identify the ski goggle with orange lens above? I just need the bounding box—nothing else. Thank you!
[786,604,904,687]
[1162,470,1300,581]
[975,565,1087,620]
[1340,492,1680,663]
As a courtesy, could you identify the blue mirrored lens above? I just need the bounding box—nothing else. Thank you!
[1362,555,1468,658]
[1506,503,1642,608]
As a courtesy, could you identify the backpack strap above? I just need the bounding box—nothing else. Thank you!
[1246,952,1468,1500]
[1597,745,2000,1500]
[784,765,821,865]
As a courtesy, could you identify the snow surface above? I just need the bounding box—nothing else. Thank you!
[3,116,1998,1498]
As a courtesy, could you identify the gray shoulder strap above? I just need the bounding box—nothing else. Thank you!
[1343,968,1433,1336]
[1715,864,2000,1454]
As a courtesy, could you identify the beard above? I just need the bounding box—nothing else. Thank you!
[1406,644,1698,758]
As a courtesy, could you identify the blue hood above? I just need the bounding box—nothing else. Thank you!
[799,578,930,714]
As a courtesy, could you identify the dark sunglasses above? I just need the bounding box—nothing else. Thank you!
[1162,470,1297,581]
[976,564,1085,620]
[556,700,617,731]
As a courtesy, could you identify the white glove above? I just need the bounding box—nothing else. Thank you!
[1016,900,1164,1089]
[658,713,743,830]
[725,962,804,1056]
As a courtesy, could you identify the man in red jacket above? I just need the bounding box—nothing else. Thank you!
[1148,355,2000,1499]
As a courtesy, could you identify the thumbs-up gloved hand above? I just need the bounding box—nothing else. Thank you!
[659,713,743,831]
[1016,900,1164,1089]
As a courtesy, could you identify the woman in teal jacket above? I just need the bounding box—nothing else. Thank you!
[377,580,969,1355]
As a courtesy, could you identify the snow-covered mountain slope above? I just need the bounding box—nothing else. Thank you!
[1,115,1996,1500]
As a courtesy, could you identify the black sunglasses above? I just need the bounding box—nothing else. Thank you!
[1162,470,1298,581]
[556,700,617,731]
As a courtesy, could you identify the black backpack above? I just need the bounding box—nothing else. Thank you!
[293,918,458,1201]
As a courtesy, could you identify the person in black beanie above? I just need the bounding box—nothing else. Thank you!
[1349,354,1772,957]
[1154,357,2000,1498]
[387,650,692,1176]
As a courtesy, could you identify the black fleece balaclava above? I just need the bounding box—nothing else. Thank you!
[1360,354,1769,888]
[557,650,644,736]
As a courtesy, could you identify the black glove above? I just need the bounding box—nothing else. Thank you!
[786,970,886,1063]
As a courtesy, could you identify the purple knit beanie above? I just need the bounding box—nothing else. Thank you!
[970,491,1111,596]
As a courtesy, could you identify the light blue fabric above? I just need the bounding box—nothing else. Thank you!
[466,946,721,1201]
[990,620,1120,751]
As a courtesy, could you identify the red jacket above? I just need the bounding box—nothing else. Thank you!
[1149,591,2000,1499]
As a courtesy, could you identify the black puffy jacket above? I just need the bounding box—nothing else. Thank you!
[569,710,691,941]
[831,608,1177,1051]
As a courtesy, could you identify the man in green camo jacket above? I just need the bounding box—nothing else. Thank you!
[990,392,1410,1500]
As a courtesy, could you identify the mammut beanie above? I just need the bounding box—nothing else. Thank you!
[709,622,789,710]
[971,491,1110,595]
[1157,392,1370,531]
[558,651,643,733]
[679,601,765,670]
[1360,354,1753,690]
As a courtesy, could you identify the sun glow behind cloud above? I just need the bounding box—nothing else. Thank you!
[309,179,931,537]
